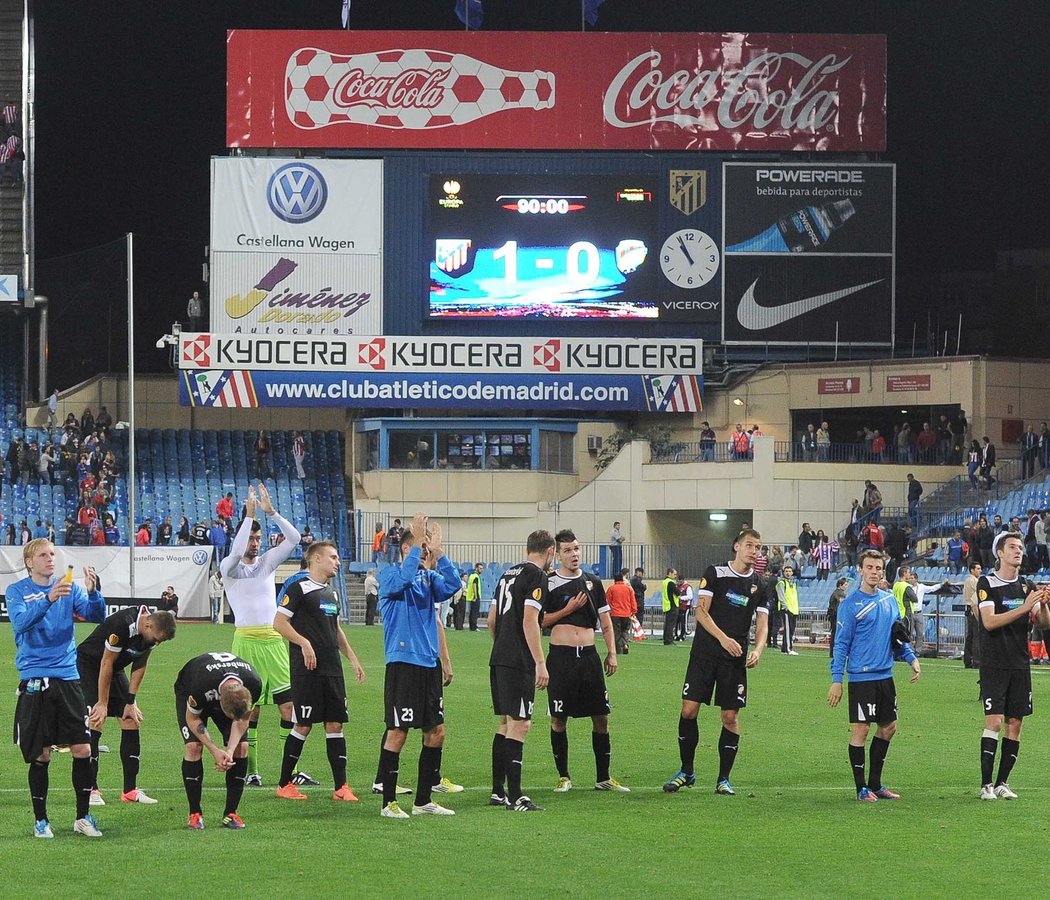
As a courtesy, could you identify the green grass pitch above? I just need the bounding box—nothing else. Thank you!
[1,622,1048,898]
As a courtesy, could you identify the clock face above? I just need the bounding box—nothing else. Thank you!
[660,229,720,288]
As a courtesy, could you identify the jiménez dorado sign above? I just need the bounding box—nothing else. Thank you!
[179,333,702,375]
[179,369,703,413]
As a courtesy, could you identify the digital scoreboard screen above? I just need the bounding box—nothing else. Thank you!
[427,175,663,319]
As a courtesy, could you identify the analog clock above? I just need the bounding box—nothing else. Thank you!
[660,229,719,288]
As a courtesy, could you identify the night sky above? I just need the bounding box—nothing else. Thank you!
[30,0,1050,389]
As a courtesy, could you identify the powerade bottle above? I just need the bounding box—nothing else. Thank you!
[727,200,856,253]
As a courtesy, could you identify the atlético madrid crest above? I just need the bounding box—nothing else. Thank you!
[670,170,707,216]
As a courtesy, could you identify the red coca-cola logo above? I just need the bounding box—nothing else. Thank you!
[603,50,849,133]
[332,67,449,109]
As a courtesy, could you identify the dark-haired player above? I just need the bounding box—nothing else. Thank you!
[663,529,769,796]
[79,605,177,806]
[488,529,555,812]
[976,532,1050,800]
[175,652,261,829]
[543,529,627,794]
[219,483,305,786]
[828,550,920,802]
[273,541,366,802]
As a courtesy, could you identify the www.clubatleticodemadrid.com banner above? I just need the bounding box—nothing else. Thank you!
[721,162,895,346]
[209,157,383,336]
[176,334,703,413]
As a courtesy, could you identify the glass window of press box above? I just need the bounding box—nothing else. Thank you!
[358,419,576,473]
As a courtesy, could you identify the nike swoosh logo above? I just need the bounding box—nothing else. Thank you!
[736,278,884,330]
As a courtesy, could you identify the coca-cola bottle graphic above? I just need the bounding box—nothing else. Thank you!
[727,200,856,253]
[286,47,555,129]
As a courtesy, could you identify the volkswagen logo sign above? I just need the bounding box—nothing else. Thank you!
[192,550,209,566]
[267,162,328,224]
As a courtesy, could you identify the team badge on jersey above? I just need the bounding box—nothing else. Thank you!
[978,590,987,601]
[281,596,290,606]
[532,589,543,601]
[699,578,707,589]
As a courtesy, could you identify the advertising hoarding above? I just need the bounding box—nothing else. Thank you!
[209,157,384,335]
[179,368,703,413]
[179,333,702,375]
[227,31,886,153]
[722,162,895,346]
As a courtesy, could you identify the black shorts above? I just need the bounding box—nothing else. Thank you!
[175,691,239,746]
[291,672,348,725]
[78,662,132,718]
[682,653,747,709]
[384,662,444,731]
[980,666,1032,719]
[847,677,897,725]
[13,678,90,762]
[490,666,535,720]
[546,645,610,718]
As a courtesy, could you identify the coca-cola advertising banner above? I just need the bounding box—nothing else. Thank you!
[721,162,895,346]
[226,30,886,152]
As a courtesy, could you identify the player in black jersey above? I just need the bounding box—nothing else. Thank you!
[542,528,628,794]
[487,529,555,812]
[976,532,1050,800]
[663,529,770,796]
[273,541,366,803]
[175,652,261,829]
[77,605,176,806]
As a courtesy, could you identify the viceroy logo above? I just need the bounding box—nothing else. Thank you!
[267,162,328,224]
[359,338,386,370]
[183,335,212,367]
[533,339,561,372]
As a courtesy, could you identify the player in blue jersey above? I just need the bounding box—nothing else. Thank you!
[373,513,461,818]
[7,538,106,838]
[828,550,921,802]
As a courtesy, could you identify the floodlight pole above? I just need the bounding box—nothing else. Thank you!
[127,232,136,599]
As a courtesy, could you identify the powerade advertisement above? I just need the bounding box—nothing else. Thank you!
[179,369,703,413]
[722,162,895,346]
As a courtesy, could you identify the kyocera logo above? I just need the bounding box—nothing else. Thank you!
[533,339,561,372]
[359,338,386,370]
[182,335,212,367]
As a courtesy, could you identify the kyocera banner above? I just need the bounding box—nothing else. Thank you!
[179,369,704,414]
[0,546,213,621]
[227,30,886,152]
[721,162,895,346]
[179,333,702,375]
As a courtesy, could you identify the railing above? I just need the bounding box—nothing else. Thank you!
[774,441,972,465]
[650,441,752,464]
[351,539,769,580]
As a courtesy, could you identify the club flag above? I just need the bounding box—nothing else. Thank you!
[454,0,483,29]
[644,375,703,413]
[583,0,605,27]
[187,370,259,408]
[341,0,351,28]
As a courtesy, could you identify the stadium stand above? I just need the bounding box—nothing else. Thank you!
[131,428,346,553]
